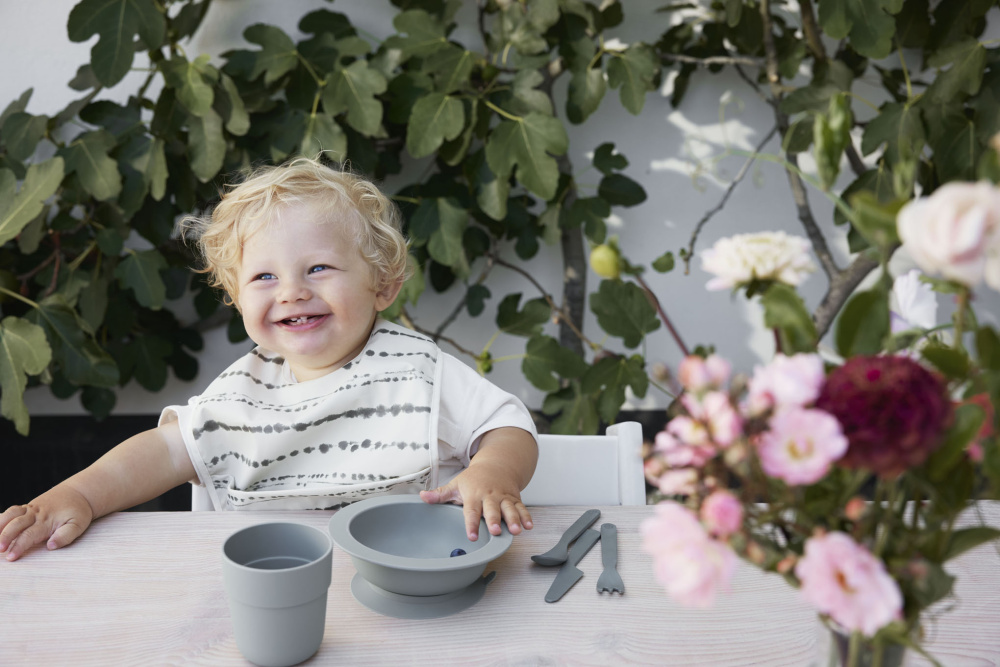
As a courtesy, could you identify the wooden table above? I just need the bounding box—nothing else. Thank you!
[3,505,999,666]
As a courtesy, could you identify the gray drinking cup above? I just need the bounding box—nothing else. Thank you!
[222,522,333,667]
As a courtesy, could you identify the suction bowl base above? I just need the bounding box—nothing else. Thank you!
[349,572,496,619]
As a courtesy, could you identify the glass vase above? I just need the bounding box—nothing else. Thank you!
[824,628,907,667]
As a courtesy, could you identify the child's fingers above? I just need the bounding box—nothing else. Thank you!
[461,502,484,541]
[480,498,504,537]
[3,519,48,562]
[0,505,28,551]
[498,497,532,535]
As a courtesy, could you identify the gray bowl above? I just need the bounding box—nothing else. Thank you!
[328,495,512,597]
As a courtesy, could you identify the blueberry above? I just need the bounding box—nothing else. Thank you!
[450,548,466,557]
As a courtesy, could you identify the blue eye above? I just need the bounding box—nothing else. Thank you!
[309,265,330,274]
[254,273,275,281]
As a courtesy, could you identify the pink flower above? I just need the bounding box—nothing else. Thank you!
[897,181,1000,290]
[700,490,743,538]
[654,429,715,468]
[795,532,903,636]
[641,501,737,607]
[678,354,731,392]
[757,408,848,485]
[744,353,826,416]
[664,414,710,447]
[682,392,742,447]
[655,468,699,496]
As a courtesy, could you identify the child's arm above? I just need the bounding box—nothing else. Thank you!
[0,420,194,561]
[420,426,538,541]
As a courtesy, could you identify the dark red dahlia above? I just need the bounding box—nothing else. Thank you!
[815,355,953,477]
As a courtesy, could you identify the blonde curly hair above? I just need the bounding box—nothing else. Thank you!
[183,156,410,308]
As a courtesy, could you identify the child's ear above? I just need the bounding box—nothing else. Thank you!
[374,278,404,311]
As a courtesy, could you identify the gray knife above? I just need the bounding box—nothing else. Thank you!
[544,528,601,603]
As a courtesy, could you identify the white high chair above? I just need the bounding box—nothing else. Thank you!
[519,421,646,507]
[191,421,648,510]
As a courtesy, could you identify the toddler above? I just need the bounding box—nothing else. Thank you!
[0,157,538,562]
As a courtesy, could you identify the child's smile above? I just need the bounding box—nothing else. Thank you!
[236,203,398,382]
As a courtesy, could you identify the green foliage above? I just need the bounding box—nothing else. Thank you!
[2,0,999,438]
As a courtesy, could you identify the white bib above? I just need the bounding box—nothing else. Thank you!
[184,320,442,510]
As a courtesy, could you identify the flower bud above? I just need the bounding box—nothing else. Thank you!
[844,496,866,521]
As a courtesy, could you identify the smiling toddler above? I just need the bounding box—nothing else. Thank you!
[0,157,538,561]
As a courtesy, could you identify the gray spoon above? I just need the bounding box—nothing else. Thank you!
[531,509,600,566]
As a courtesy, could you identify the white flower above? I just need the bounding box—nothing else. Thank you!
[896,181,1000,291]
[890,269,937,333]
[701,231,816,291]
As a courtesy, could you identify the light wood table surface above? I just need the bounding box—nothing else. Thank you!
[3,505,999,666]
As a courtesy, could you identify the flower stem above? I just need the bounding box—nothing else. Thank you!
[954,286,969,353]
[0,285,40,309]
[848,631,861,667]
[634,272,689,357]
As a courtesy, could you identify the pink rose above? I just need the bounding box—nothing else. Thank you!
[641,501,737,608]
[795,532,903,636]
[757,407,848,485]
[700,490,743,538]
[655,468,699,496]
[744,353,826,416]
[664,414,710,447]
[897,181,1000,290]
[654,429,715,468]
[682,392,742,447]
[678,355,731,392]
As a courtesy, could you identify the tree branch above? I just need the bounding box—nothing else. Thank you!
[684,124,780,274]
[812,253,882,337]
[845,140,868,178]
[663,53,765,68]
[798,0,827,63]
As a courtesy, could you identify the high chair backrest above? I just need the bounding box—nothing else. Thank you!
[190,421,647,510]
[519,421,646,506]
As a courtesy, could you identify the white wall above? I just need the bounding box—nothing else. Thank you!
[4,0,999,416]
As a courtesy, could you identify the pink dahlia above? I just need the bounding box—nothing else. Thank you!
[815,355,952,477]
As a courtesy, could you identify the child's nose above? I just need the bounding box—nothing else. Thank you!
[277,278,311,302]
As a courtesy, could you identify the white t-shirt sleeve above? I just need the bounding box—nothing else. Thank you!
[435,352,538,470]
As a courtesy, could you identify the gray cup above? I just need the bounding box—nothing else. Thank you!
[222,522,333,667]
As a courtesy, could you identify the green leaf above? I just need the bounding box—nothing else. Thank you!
[0,88,33,129]
[57,130,121,201]
[67,0,165,86]
[508,70,552,116]
[322,60,387,136]
[593,143,628,175]
[244,23,298,84]
[161,54,216,117]
[813,93,853,190]
[124,334,172,391]
[849,190,902,251]
[606,44,658,115]
[300,113,347,162]
[465,284,490,317]
[0,317,52,435]
[598,173,647,207]
[927,403,985,482]
[782,116,814,154]
[389,10,449,59]
[944,527,1000,561]
[216,74,250,136]
[567,67,607,124]
[861,102,924,163]
[78,275,109,332]
[406,92,464,158]
[426,199,469,277]
[81,386,116,421]
[835,286,889,357]
[543,384,600,435]
[817,0,898,59]
[976,326,1000,371]
[423,44,474,94]
[0,157,64,246]
[114,249,168,310]
[589,280,660,349]
[523,335,587,392]
[485,113,568,200]
[652,251,675,273]
[921,341,970,380]
[925,37,987,102]
[26,295,118,387]
[2,112,49,162]
[496,293,551,337]
[582,355,648,424]
[762,283,819,354]
[188,108,225,183]
[474,149,509,221]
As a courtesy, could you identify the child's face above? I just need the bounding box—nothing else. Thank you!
[236,203,396,381]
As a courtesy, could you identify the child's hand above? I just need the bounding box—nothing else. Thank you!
[420,461,533,541]
[0,485,94,562]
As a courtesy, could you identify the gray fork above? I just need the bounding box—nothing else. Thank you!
[596,523,624,595]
